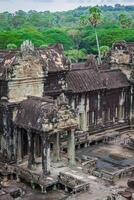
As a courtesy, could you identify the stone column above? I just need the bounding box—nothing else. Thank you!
[67,129,76,166]
[119,90,125,123]
[130,85,134,128]
[12,126,17,161]
[42,134,50,175]
[27,130,35,169]
[34,134,37,159]
[97,92,101,125]
[53,132,60,162]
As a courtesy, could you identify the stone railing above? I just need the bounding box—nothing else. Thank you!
[92,165,134,182]
[81,157,97,174]
[0,162,57,192]
[58,172,89,193]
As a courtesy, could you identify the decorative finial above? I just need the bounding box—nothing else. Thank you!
[21,40,34,54]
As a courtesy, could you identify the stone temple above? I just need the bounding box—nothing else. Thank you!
[0,40,134,199]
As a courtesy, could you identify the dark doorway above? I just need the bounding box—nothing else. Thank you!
[21,129,28,158]
[35,135,42,157]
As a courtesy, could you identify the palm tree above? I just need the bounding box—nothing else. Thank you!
[80,7,103,64]
[88,7,102,64]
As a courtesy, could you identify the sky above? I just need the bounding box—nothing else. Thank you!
[0,0,134,12]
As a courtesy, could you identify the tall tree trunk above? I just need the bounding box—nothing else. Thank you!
[94,27,101,65]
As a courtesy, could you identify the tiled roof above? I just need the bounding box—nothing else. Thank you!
[15,96,56,131]
[15,96,78,131]
[71,63,86,70]
[66,68,130,93]
[66,69,105,93]
[101,69,130,89]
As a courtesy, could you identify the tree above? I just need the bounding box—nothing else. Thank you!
[100,45,110,58]
[80,15,88,26]
[68,29,81,51]
[42,28,74,50]
[119,13,133,28]
[7,43,17,49]
[80,7,103,64]
[65,49,86,62]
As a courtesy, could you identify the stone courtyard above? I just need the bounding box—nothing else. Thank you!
[1,129,134,200]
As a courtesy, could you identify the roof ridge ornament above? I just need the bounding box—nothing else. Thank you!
[20,40,34,55]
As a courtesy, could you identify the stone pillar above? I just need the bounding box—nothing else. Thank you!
[27,130,35,169]
[53,132,60,162]
[16,128,22,164]
[119,90,125,123]
[97,92,101,125]
[67,129,76,166]
[34,134,37,159]
[98,92,101,112]
[130,85,134,128]
[42,134,50,175]
[12,126,17,161]
[79,95,87,131]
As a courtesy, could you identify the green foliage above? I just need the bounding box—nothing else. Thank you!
[80,15,88,26]
[42,29,74,50]
[80,6,103,63]
[65,49,86,62]
[119,13,133,28]
[67,29,82,49]
[80,27,134,54]
[7,43,17,49]
[88,7,103,28]
[0,28,74,50]
[100,45,110,57]
[0,5,134,54]
[40,44,48,48]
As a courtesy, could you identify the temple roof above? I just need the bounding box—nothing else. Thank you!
[100,69,130,89]
[66,68,130,93]
[15,96,78,132]
[66,68,105,93]
[0,41,70,80]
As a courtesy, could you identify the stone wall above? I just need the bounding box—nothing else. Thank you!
[8,79,44,102]
[110,51,131,65]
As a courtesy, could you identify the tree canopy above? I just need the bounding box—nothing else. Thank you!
[0,5,134,61]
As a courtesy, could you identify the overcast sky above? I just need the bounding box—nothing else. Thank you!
[0,0,134,12]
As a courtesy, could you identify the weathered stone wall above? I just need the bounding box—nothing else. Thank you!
[8,79,44,102]
[110,51,131,65]
[44,72,67,96]
[6,53,45,102]
[68,88,130,133]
